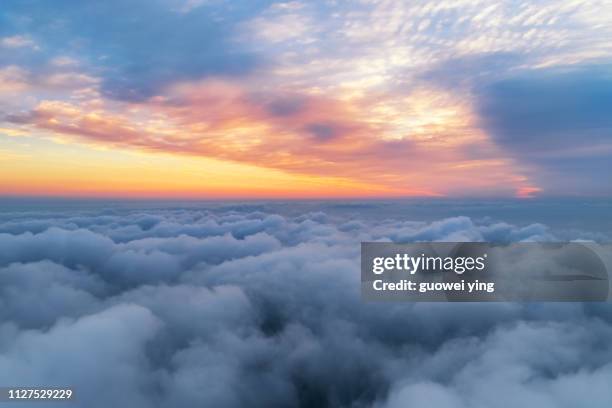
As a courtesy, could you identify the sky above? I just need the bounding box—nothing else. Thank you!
[0,0,611,199]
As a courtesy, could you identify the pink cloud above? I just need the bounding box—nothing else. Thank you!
[7,79,538,197]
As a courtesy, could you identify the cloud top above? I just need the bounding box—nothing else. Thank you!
[1,204,612,407]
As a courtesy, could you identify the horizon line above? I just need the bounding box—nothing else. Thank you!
[0,194,608,203]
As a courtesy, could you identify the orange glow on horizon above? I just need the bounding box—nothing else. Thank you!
[0,140,444,199]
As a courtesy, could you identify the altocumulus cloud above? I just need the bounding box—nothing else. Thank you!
[0,0,263,101]
[1,206,612,407]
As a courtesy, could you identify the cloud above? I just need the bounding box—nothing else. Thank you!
[476,66,612,195]
[5,81,532,197]
[0,35,37,49]
[380,319,612,408]
[0,304,161,407]
[0,0,263,101]
[303,122,345,142]
[0,65,29,94]
[0,261,104,329]
[0,205,611,407]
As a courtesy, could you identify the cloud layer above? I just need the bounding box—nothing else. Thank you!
[1,204,612,407]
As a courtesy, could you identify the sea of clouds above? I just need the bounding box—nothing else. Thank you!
[1,204,612,407]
